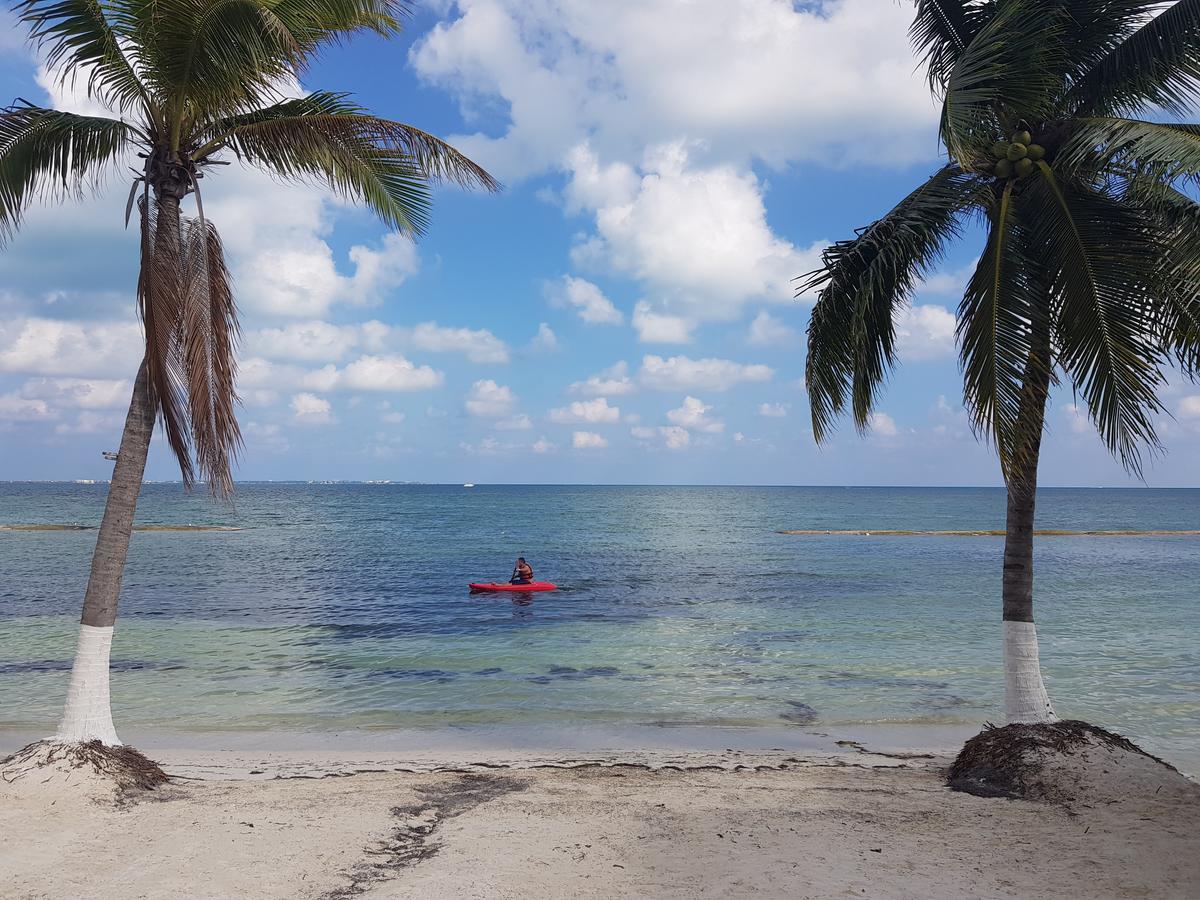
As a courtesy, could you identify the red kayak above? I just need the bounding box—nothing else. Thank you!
[469,581,557,593]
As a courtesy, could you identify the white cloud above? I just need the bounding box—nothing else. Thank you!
[19,378,130,409]
[465,379,517,417]
[250,321,362,362]
[529,322,559,351]
[630,425,656,440]
[895,304,957,362]
[638,354,772,392]
[632,301,694,344]
[549,397,620,424]
[1179,396,1200,420]
[0,393,54,422]
[53,411,122,434]
[410,0,936,180]
[551,275,624,325]
[758,402,788,418]
[746,310,796,347]
[335,356,444,392]
[1065,404,1091,435]
[244,422,291,454]
[569,361,636,396]
[666,396,723,433]
[569,143,824,324]
[496,413,533,430]
[572,430,608,449]
[532,436,557,453]
[290,393,333,425]
[659,425,691,450]
[302,364,343,392]
[0,318,143,378]
[410,321,510,363]
[869,412,898,438]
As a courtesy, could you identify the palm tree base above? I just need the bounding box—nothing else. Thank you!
[0,740,169,801]
[947,721,1196,807]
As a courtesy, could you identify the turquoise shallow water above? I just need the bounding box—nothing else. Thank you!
[1,484,1197,768]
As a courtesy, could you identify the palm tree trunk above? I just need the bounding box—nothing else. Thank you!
[56,359,155,745]
[1002,338,1057,724]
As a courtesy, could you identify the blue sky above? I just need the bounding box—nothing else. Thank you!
[2,0,1198,486]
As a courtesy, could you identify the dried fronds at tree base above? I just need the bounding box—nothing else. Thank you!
[947,720,1196,806]
[1,740,170,794]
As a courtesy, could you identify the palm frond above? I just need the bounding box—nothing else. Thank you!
[940,0,1069,164]
[957,180,1047,475]
[910,0,984,94]
[180,216,241,497]
[271,0,409,51]
[1026,165,1168,474]
[1069,0,1200,116]
[0,101,133,243]
[137,193,193,486]
[1058,117,1200,183]
[15,0,149,114]
[196,92,498,234]
[801,164,983,441]
[1122,176,1200,378]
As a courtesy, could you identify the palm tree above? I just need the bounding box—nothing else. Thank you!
[1,0,496,748]
[800,0,1200,723]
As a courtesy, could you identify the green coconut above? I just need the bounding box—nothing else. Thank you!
[1006,143,1028,161]
[1026,144,1046,161]
[992,141,1011,159]
[994,159,1013,178]
[1012,130,1032,146]
[1014,158,1035,178]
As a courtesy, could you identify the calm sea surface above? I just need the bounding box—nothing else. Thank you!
[1,484,1197,767]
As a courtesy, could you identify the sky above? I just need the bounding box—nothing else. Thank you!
[1,0,1199,486]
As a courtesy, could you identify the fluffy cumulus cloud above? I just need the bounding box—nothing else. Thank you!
[532,436,557,453]
[632,302,693,344]
[572,430,608,449]
[550,276,624,325]
[465,379,517,417]
[746,311,796,347]
[18,378,131,409]
[410,0,936,179]
[666,396,723,433]
[549,397,620,424]
[0,318,143,378]
[869,412,899,438]
[568,142,824,325]
[0,393,53,422]
[409,322,510,363]
[659,425,691,450]
[529,323,559,351]
[758,402,788,418]
[1179,396,1200,420]
[638,355,772,392]
[895,304,957,362]
[333,356,445,392]
[291,393,334,425]
[570,361,637,396]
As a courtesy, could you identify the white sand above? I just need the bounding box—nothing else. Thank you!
[2,747,1197,899]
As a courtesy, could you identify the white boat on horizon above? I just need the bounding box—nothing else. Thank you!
[463,483,475,488]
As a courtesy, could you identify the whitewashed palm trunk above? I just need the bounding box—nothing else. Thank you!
[56,360,155,745]
[1001,340,1057,725]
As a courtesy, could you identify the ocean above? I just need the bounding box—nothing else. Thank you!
[1,483,1197,769]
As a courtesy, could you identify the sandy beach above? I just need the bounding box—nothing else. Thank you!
[4,745,1198,900]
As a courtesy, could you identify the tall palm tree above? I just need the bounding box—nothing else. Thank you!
[800,0,1200,723]
[1,0,496,747]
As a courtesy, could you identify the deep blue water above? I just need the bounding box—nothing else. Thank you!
[1,483,1197,767]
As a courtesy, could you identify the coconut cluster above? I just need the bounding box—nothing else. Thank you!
[987,130,1046,180]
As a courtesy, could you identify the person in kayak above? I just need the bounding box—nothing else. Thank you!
[511,557,534,585]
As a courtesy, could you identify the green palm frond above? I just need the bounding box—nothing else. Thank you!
[957,180,1047,474]
[196,92,498,234]
[16,0,149,115]
[0,100,134,242]
[802,164,983,440]
[1058,117,1200,182]
[1026,165,1168,473]
[1069,0,1200,116]
[910,0,984,94]
[940,0,1069,164]
[270,0,409,50]
[1122,177,1200,377]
